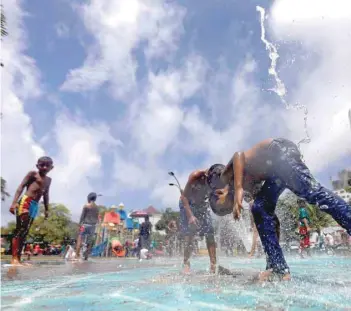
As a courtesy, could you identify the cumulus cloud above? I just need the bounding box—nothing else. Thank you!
[61,0,186,100]
[0,0,120,224]
[269,0,351,172]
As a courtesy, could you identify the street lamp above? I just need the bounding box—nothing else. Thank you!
[168,171,182,190]
[169,183,182,193]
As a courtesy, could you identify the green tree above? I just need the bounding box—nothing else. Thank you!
[28,204,78,244]
[155,208,180,232]
[1,177,10,201]
[276,192,336,242]
[1,221,16,235]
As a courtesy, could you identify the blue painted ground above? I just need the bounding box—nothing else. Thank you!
[1,255,351,311]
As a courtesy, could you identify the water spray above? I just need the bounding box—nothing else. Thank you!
[256,6,311,147]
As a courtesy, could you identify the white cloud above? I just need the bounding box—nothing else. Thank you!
[0,0,120,224]
[50,115,120,220]
[61,0,186,100]
[269,0,351,172]
[1,0,45,225]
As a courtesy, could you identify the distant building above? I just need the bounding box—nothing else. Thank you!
[331,169,351,190]
[129,205,165,235]
[143,205,163,230]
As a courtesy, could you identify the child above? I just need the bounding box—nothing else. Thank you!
[180,169,217,274]
[208,138,351,281]
[75,192,99,260]
[298,199,311,258]
[9,156,53,265]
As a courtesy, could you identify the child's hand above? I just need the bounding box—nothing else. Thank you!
[9,203,18,215]
[188,215,199,227]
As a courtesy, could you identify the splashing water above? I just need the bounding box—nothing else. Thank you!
[256,6,311,147]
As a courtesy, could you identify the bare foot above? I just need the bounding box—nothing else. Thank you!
[10,258,24,266]
[258,270,291,282]
[258,270,272,282]
[183,263,191,274]
[210,264,216,274]
[281,273,291,281]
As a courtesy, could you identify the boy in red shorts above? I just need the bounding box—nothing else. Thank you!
[9,156,53,265]
[298,199,311,258]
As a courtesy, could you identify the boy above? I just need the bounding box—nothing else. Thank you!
[75,192,99,260]
[298,199,311,258]
[180,169,217,274]
[138,215,152,259]
[209,138,351,281]
[9,156,53,265]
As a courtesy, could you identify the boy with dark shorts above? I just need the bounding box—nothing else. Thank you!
[180,169,216,274]
[76,192,99,260]
[207,138,351,281]
[9,156,53,265]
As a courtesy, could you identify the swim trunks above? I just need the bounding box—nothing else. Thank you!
[299,226,310,248]
[17,195,39,219]
[179,199,214,237]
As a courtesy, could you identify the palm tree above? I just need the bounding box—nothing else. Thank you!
[1,177,10,201]
[1,5,8,38]
[1,5,8,68]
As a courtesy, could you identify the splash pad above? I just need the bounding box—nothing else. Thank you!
[1,256,351,311]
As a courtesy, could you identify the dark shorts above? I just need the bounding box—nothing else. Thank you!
[139,236,150,249]
[80,224,96,244]
[179,199,214,237]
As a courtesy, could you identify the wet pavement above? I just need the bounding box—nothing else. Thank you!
[1,256,351,311]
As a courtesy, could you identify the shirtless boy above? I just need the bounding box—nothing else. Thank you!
[207,138,351,281]
[180,169,216,273]
[9,156,53,265]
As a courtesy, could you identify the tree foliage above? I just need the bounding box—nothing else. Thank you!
[276,192,336,242]
[1,5,8,38]
[155,208,180,231]
[27,204,79,244]
[1,177,10,201]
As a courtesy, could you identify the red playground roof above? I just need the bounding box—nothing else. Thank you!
[103,211,121,224]
[143,205,161,215]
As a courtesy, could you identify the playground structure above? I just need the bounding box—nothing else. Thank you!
[92,204,163,257]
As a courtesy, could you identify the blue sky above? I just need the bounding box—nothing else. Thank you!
[1,0,350,224]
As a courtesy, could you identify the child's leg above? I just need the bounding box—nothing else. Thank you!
[251,179,289,275]
[269,139,351,235]
[11,214,31,264]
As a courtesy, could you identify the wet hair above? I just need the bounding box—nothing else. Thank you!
[87,192,97,202]
[297,198,306,205]
[207,164,226,190]
[37,156,53,165]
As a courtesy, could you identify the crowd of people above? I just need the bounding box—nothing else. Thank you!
[6,137,351,282]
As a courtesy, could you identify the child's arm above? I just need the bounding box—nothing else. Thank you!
[79,206,87,225]
[9,171,36,214]
[181,170,204,224]
[233,152,245,219]
[43,177,52,219]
